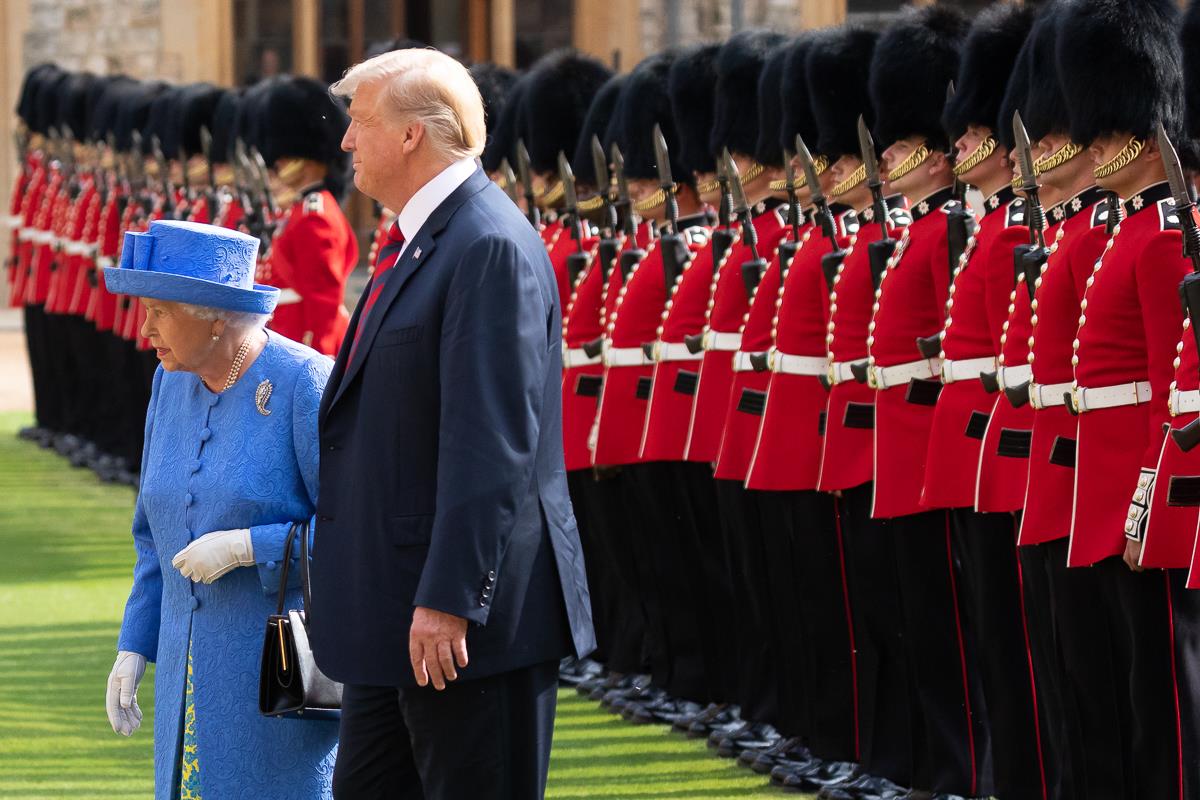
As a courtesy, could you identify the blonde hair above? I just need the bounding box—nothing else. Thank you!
[331,48,485,161]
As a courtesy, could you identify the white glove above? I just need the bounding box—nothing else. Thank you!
[106,651,147,736]
[1125,468,1156,542]
[172,529,255,584]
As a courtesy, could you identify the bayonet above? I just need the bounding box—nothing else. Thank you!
[591,135,617,238]
[250,147,278,216]
[782,148,802,242]
[858,115,889,241]
[725,149,768,299]
[799,134,836,246]
[652,123,679,235]
[1014,112,1046,249]
[611,143,636,240]
[516,139,540,228]
[1157,123,1200,451]
[558,151,584,253]
[499,158,520,205]
[151,135,174,217]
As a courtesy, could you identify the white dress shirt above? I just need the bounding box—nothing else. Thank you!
[393,156,478,260]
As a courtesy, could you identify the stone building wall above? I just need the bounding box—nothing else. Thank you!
[22,0,177,79]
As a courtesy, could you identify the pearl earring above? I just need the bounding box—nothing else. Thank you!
[212,334,220,341]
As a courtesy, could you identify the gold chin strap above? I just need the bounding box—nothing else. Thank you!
[952,135,997,177]
[1093,137,1145,180]
[186,161,209,183]
[276,158,305,183]
[742,161,765,185]
[830,162,867,198]
[768,154,829,192]
[577,194,605,212]
[886,143,931,182]
[696,176,721,195]
[632,183,678,214]
[538,180,565,208]
[1033,141,1083,175]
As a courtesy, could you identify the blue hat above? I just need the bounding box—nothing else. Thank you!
[102,220,279,314]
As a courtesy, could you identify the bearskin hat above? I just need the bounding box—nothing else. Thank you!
[208,89,242,165]
[33,69,71,137]
[261,76,349,167]
[614,51,690,183]
[1183,0,1200,142]
[481,72,530,173]
[523,49,613,174]
[571,73,626,187]
[943,1,1034,142]
[870,4,966,151]
[469,62,519,141]
[779,34,819,158]
[755,40,793,167]
[668,43,721,175]
[710,29,786,158]
[55,72,97,143]
[113,80,166,152]
[16,64,60,128]
[87,76,138,145]
[1058,0,1186,153]
[807,27,879,160]
[174,83,223,159]
[995,30,1032,153]
[145,86,184,158]
[1020,5,1068,142]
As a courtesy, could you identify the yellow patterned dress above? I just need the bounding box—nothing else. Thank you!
[179,643,201,799]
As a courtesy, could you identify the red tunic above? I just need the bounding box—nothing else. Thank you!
[90,188,127,332]
[640,225,733,462]
[545,221,576,313]
[1069,183,1191,566]
[48,176,95,316]
[22,168,62,306]
[265,188,358,356]
[748,208,858,490]
[923,189,1028,509]
[685,205,789,463]
[976,213,1052,514]
[561,235,608,471]
[67,186,102,316]
[10,163,46,308]
[869,191,953,518]
[1018,192,1109,545]
[5,158,31,297]
[818,207,908,493]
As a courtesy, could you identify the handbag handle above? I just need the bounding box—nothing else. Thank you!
[274,523,301,616]
[299,519,314,617]
[272,520,315,617]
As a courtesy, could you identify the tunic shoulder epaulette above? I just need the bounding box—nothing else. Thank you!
[1090,201,1110,228]
[939,199,963,216]
[303,191,325,215]
[838,209,860,236]
[1006,197,1027,227]
[1158,197,1182,232]
[888,205,913,228]
[683,225,711,247]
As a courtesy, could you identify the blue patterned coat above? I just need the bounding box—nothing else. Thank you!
[117,331,337,799]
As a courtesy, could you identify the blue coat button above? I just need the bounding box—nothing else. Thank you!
[184,493,194,506]
[200,428,212,442]
[189,459,202,474]
[208,394,220,407]
[189,596,200,610]
[266,561,277,570]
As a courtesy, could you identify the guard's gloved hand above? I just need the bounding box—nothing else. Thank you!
[106,651,147,736]
[1124,468,1156,544]
[172,529,254,584]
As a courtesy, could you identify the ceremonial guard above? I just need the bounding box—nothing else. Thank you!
[1058,1,1196,797]
[928,6,1053,800]
[260,76,356,356]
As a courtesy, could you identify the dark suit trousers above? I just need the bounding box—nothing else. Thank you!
[333,660,559,800]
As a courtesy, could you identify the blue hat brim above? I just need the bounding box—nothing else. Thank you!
[102,267,280,314]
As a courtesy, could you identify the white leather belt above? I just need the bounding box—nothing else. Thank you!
[1069,380,1151,414]
[16,227,34,241]
[63,240,92,257]
[3,214,22,228]
[30,230,54,245]
[828,360,865,386]
[1028,380,1072,409]
[562,345,602,368]
[941,356,997,384]
[96,256,114,269]
[705,331,742,352]
[603,345,650,367]
[275,288,302,305]
[732,351,759,372]
[1169,387,1200,416]
[771,350,828,376]
[870,358,940,390]
[996,364,1032,390]
[653,341,703,362]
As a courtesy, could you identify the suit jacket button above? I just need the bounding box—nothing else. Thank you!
[487,570,496,580]
[479,598,487,607]
[189,596,200,611]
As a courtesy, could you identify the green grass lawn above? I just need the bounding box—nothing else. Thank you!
[0,410,790,799]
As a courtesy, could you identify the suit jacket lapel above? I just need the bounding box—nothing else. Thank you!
[325,167,491,413]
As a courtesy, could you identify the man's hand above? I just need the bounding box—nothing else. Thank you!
[409,606,469,690]
[1124,539,1145,573]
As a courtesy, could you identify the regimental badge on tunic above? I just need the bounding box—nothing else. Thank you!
[303,192,324,215]
[255,379,273,416]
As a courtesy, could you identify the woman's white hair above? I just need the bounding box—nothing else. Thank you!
[330,48,486,162]
[178,303,270,332]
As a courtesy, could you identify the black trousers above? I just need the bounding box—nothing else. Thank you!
[581,467,648,676]
[838,484,916,786]
[950,509,1049,800]
[333,660,559,800]
[1017,539,1073,800]
[23,304,55,431]
[671,462,739,703]
[714,478,778,726]
[625,462,709,702]
[890,508,989,797]
[566,469,612,665]
[1168,567,1200,800]
[755,489,857,760]
[1089,556,1183,800]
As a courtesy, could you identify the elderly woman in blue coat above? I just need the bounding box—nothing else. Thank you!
[102,220,337,799]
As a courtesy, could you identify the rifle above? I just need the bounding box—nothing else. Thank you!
[558,151,590,287]
[591,136,621,284]
[516,139,540,228]
[199,126,220,222]
[684,155,738,355]
[724,149,768,299]
[611,143,646,283]
[1158,124,1200,451]
[945,83,976,287]
[151,135,175,219]
[498,157,520,206]
[858,116,897,292]
[653,124,689,290]
[798,134,845,294]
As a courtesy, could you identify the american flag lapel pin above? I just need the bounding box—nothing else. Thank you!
[413,246,422,259]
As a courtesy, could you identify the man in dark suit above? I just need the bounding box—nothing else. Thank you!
[308,48,595,799]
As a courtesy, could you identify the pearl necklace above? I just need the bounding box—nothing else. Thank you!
[221,337,252,392]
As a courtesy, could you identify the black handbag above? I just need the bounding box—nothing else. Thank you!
[259,521,342,720]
